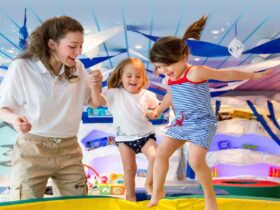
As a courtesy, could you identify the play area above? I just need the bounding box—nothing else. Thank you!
[0,95,279,209]
[0,0,280,209]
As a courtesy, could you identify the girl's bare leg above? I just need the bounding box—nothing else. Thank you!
[147,137,185,207]
[188,143,218,210]
[141,139,157,195]
[118,144,137,202]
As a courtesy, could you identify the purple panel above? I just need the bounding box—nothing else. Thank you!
[89,155,149,174]
[209,134,280,154]
[215,163,276,177]
[90,156,124,174]
[237,67,280,91]
[208,68,280,91]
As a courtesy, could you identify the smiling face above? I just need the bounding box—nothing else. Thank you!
[49,31,84,69]
[121,63,145,94]
[153,56,187,80]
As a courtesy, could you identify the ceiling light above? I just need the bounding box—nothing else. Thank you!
[134,45,143,49]
[211,30,220,35]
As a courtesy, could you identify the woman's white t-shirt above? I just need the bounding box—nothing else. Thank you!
[0,58,91,137]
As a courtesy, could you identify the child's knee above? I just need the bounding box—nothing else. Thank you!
[124,165,137,175]
[156,149,170,160]
[189,158,205,171]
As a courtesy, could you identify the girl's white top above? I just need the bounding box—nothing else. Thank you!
[104,88,159,142]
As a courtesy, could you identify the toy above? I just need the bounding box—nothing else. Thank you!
[82,106,169,125]
[84,164,125,196]
[269,167,280,178]
[111,185,125,195]
[211,167,218,178]
[232,110,252,120]
[217,112,232,121]
[82,107,113,123]
[97,173,125,195]
[99,184,111,195]
[87,172,125,195]
[242,144,258,150]
[136,169,147,177]
[81,130,115,150]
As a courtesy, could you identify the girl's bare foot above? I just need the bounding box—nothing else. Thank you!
[205,195,218,210]
[147,191,165,208]
[145,183,153,195]
[126,194,136,202]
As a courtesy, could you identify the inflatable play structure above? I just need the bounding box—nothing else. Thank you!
[205,96,280,198]
[0,196,279,210]
[1,92,279,209]
[0,7,279,208]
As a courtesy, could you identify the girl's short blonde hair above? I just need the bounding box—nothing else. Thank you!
[108,58,149,89]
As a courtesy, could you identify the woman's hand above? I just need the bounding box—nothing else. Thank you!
[13,116,32,133]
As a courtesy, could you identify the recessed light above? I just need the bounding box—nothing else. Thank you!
[211,30,220,35]
[134,45,143,49]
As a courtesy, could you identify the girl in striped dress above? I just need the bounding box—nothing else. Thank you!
[146,16,271,209]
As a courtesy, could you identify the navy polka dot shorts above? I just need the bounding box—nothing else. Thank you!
[116,133,156,154]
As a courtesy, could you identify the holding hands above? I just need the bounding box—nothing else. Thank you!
[146,108,160,120]
[89,70,103,87]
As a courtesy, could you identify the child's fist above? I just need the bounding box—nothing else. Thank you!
[146,110,160,120]
[89,70,103,86]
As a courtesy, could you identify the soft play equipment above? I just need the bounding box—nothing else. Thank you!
[0,196,279,210]
[213,179,280,198]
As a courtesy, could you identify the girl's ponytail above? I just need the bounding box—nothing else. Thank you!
[182,16,208,41]
[150,16,208,64]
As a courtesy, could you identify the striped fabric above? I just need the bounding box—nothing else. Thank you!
[166,66,217,149]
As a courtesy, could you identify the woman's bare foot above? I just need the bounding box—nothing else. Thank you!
[126,194,136,202]
[147,191,165,208]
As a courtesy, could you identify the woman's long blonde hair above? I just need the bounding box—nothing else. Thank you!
[108,58,149,89]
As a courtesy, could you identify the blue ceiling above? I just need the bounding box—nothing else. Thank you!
[0,0,279,70]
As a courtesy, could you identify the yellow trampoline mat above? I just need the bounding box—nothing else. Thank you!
[0,196,279,210]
